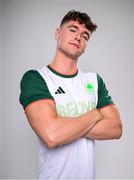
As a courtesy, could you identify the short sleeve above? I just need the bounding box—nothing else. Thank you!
[96,74,114,109]
[19,70,54,109]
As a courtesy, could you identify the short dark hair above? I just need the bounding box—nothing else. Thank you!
[60,10,97,33]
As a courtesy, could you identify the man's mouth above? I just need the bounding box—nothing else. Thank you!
[69,43,80,49]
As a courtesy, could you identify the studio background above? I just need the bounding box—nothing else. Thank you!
[0,0,133,179]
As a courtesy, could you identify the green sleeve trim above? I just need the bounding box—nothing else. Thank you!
[96,74,114,109]
[19,70,54,109]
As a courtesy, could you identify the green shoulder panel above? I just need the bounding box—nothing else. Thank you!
[97,74,114,109]
[19,70,54,109]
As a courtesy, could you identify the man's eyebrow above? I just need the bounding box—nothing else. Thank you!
[67,25,79,29]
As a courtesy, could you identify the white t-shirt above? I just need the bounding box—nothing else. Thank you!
[19,65,113,180]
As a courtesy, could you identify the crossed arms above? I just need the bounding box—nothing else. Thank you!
[25,99,122,148]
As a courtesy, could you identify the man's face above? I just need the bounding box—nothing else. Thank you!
[55,20,91,59]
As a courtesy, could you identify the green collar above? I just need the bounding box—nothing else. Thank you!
[47,65,78,78]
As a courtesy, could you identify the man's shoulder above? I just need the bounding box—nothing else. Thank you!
[78,70,105,83]
[21,66,49,80]
[78,69,97,78]
[21,68,45,82]
[20,67,49,89]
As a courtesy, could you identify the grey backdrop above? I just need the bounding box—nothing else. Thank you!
[0,0,134,179]
[0,1,2,177]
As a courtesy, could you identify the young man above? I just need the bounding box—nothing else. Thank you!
[19,10,122,179]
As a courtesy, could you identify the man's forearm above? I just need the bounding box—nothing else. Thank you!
[84,118,122,140]
[45,108,102,147]
[84,105,122,140]
[25,100,103,148]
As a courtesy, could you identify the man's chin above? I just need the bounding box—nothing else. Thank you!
[60,48,84,60]
[66,51,83,60]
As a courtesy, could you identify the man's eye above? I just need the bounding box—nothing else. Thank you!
[69,29,76,32]
[82,35,88,41]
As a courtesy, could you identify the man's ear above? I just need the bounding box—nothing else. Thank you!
[55,28,60,40]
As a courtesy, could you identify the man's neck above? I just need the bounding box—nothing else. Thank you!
[49,52,78,75]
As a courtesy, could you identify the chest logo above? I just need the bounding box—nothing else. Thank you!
[84,82,95,95]
[55,87,65,94]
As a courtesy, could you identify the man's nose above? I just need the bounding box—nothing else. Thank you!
[75,33,81,41]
